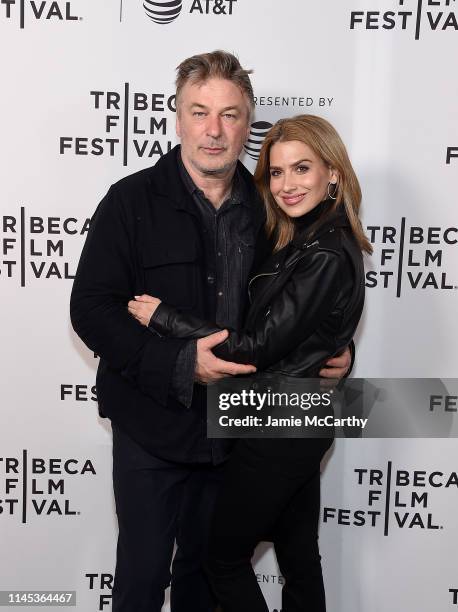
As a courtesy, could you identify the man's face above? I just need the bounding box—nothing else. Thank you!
[176,77,251,177]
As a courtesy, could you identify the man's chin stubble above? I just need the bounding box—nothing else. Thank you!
[191,157,237,177]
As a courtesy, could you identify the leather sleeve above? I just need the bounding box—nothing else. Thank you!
[150,302,221,339]
[346,339,356,377]
[149,249,343,370]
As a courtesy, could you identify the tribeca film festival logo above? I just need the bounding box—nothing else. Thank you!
[0,0,81,29]
[60,86,176,166]
[323,462,458,535]
[365,219,457,296]
[85,573,113,611]
[0,452,96,523]
[350,0,457,40]
[0,209,90,287]
[61,384,97,402]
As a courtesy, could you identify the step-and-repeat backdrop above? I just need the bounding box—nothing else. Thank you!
[1,1,457,610]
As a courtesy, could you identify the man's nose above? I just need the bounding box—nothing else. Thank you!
[206,114,222,139]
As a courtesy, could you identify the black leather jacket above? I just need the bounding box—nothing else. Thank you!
[150,204,365,377]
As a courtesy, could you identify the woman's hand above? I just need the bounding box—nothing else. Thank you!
[128,294,162,327]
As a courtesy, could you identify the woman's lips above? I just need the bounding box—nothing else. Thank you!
[281,193,306,206]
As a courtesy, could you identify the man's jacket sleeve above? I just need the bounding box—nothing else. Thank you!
[70,186,186,406]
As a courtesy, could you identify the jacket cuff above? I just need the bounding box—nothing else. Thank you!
[133,335,187,407]
[149,302,175,336]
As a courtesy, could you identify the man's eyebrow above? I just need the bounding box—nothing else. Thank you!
[219,105,242,113]
[189,103,242,113]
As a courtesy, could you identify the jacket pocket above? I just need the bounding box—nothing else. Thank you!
[141,242,199,309]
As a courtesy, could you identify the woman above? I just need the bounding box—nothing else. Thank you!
[128,115,371,611]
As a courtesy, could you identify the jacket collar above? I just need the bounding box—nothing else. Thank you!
[147,145,261,220]
[292,201,350,249]
[252,202,351,277]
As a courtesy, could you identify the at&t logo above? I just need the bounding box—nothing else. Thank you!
[350,0,457,40]
[143,0,182,24]
[243,93,335,160]
[137,0,237,24]
[244,121,272,161]
[1,0,80,28]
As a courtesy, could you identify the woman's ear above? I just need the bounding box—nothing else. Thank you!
[329,168,339,185]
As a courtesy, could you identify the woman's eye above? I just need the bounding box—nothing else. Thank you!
[270,170,281,177]
[296,165,309,173]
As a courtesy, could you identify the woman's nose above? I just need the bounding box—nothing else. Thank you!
[281,172,296,192]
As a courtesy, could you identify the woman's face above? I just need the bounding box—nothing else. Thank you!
[269,140,337,218]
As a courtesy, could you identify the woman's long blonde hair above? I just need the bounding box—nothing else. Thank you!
[253,114,372,254]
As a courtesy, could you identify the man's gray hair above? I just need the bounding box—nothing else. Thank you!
[175,50,254,116]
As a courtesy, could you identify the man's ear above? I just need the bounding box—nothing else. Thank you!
[176,114,181,139]
[245,120,251,142]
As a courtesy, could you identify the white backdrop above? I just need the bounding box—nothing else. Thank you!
[1,0,457,610]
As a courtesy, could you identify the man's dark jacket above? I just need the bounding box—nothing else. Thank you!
[70,146,265,462]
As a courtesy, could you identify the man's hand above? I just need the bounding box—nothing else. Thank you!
[319,345,351,379]
[196,330,256,384]
[128,294,161,327]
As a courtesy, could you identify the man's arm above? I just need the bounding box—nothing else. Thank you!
[70,186,187,407]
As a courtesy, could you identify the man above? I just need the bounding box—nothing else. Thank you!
[70,50,351,612]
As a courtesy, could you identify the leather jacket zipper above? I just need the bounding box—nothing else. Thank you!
[248,269,280,302]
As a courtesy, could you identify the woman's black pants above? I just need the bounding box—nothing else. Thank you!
[206,437,332,612]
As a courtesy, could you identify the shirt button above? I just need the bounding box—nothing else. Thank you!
[207,275,215,284]
[217,252,222,257]
[218,291,223,297]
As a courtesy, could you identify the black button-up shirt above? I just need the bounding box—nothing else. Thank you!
[178,155,255,329]
[170,155,256,464]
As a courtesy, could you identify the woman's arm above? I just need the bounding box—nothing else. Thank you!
[127,295,222,338]
[131,249,345,371]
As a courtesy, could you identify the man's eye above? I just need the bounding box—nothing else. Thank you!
[193,112,205,117]
[223,114,236,120]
